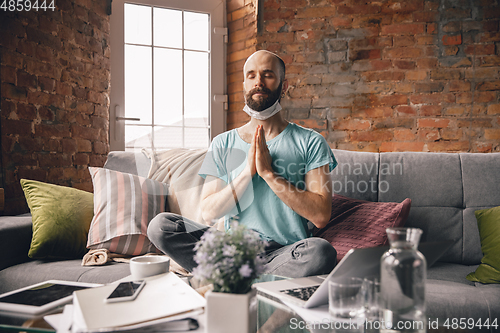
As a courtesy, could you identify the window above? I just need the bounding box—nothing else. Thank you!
[110,0,226,151]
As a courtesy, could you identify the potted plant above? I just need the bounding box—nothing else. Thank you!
[193,221,266,333]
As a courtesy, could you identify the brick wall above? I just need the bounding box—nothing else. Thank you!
[227,0,259,126]
[0,0,110,215]
[227,0,500,153]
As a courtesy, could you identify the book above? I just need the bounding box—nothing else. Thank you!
[72,273,206,332]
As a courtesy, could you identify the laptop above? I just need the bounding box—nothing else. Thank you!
[254,240,454,308]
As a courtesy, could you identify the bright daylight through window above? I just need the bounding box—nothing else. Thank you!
[110,0,226,152]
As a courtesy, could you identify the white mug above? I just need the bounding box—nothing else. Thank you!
[129,256,170,279]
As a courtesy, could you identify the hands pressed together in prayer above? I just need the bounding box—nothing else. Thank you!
[243,125,332,228]
[247,125,274,181]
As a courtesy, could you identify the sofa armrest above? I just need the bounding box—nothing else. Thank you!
[0,214,32,271]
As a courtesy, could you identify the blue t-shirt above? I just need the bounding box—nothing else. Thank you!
[198,123,337,245]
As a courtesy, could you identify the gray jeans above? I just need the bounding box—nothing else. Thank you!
[147,213,337,278]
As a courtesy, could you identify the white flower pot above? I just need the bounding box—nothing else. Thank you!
[206,288,257,333]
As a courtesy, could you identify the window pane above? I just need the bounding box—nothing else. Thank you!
[184,117,209,127]
[184,12,209,51]
[184,51,209,127]
[184,127,209,148]
[125,45,152,124]
[153,8,182,48]
[125,125,152,150]
[124,4,151,45]
[154,48,182,126]
[154,126,183,149]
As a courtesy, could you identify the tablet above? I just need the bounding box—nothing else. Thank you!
[0,280,101,315]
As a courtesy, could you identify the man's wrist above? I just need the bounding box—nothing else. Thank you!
[260,169,277,183]
[243,165,255,178]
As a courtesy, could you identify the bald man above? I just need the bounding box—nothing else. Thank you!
[148,50,338,278]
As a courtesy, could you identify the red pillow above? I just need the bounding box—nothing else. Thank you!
[312,195,411,262]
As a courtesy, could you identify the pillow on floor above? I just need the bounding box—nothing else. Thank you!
[466,206,500,284]
[87,167,169,256]
[312,195,411,262]
[20,179,94,259]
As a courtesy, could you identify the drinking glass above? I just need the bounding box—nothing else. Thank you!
[328,276,365,325]
[363,276,381,321]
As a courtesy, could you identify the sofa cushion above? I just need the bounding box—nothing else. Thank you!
[467,206,500,284]
[377,152,486,266]
[378,152,463,208]
[405,206,463,264]
[103,151,151,178]
[146,148,208,224]
[461,153,500,208]
[426,279,499,326]
[20,179,94,259]
[427,262,477,286]
[461,153,500,265]
[462,207,486,265]
[87,167,169,256]
[0,214,33,270]
[312,195,411,262]
[330,149,379,202]
[0,260,130,294]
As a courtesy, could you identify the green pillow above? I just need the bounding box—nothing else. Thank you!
[466,206,500,284]
[20,179,94,259]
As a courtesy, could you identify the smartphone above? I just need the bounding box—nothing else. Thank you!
[105,281,146,303]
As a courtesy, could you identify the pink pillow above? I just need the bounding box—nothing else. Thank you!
[313,195,411,262]
[87,167,169,256]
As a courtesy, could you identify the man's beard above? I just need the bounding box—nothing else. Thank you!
[244,85,282,111]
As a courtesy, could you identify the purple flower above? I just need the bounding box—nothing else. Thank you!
[222,244,237,256]
[196,251,207,261]
[239,264,253,278]
[201,230,217,245]
[193,221,266,293]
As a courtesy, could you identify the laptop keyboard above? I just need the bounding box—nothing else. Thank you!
[280,285,320,301]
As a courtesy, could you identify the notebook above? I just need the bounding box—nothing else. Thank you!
[254,241,454,308]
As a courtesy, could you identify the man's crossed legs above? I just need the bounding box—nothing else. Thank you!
[147,213,337,278]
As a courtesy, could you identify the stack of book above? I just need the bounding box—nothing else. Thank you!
[54,273,206,332]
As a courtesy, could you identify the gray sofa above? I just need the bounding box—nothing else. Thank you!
[0,149,499,331]
[330,150,500,332]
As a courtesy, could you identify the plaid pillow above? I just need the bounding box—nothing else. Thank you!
[87,167,168,255]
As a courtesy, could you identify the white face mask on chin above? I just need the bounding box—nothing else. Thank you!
[243,99,282,121]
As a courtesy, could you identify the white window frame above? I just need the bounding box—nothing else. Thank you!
[109,0,227,151]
